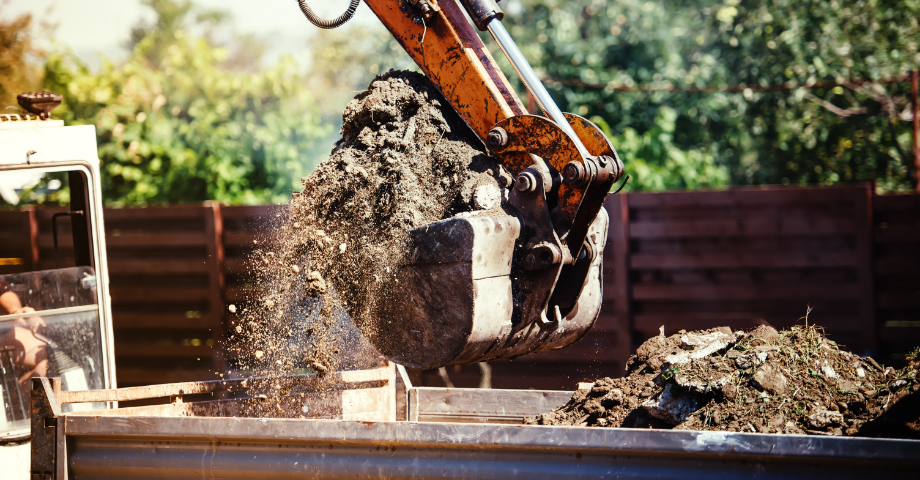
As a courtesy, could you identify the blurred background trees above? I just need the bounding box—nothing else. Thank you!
[3,0,329,206]
[496,0,920,191]
[1,0,918,204]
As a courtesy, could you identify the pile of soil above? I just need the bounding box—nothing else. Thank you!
[527,323,920,438]
[225,71,503,387]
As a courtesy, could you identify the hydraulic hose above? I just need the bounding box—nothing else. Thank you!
[297,0,360,29]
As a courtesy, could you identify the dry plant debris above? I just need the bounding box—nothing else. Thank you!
[528,320,920,439]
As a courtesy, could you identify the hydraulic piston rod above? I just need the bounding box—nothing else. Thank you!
[458,0,589,157]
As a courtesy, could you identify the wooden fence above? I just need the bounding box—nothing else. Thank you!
[1,184,917,389]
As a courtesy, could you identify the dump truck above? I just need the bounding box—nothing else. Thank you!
[2,1,918,478]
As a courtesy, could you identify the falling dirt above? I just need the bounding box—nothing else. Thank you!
[221,70,504,413]
[527,321,920,439]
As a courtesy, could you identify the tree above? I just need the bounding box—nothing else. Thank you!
[40,0,329,206]
[0,10,43,111]
[495,0,920,191]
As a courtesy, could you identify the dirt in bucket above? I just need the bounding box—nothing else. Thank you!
[223,70,505,400]
[527,317,920,439]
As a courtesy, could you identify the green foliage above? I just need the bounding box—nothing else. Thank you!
[40,0,328,206]
[593,108,729,191]
[497,0,920,191]
[0,11,43,110]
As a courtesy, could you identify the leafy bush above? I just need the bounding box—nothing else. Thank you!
[496,0,920,191]
[39,1,329,206]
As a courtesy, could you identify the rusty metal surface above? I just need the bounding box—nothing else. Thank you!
[565,113,616,158]
[364,0,525,143]
[60,413,920,479]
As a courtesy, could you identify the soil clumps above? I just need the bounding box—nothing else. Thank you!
[527,323,920,438]
[285,70,501,345]
[224,71,503,400]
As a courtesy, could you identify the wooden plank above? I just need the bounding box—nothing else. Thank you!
[878,293,920,309]
[875,226,920,243]
[632,284,860,301]
[605,194,632,366]
[101,206,207,221]
[111,368,218,386]
[873,194,920,211]
[627,184,866,209]
[879,327,920,344]
[522,331,622,362]
[225,287,259,303]
[223,258,254,273]
[114,343,215,358]
[220,205,283,219]
[875,256,920,275]
[412,387,572,423]
[112,313,213,330]
[630,217,856,239]
[109,287,211,302]
[40,232,210,248]
[630,252,857,269]
[107,259,210,274]
[223,231,278,247]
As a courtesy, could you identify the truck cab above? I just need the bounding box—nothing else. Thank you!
[0,106,116,478]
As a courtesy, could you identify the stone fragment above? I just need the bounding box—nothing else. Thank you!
[735,352,767,369]
[642,383,704,425]
[674,371,735,394]
[664,327,736,366]
[836,379,858,394]
[748,325,780,343]
[806,409,845,429]
[472,184,500,210]
[753,364,788,395]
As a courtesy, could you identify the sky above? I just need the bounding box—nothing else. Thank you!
[3,0,380,69]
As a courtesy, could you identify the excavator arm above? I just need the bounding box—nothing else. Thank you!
[300,0,626,368]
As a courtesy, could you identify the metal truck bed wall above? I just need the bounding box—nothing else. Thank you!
[31,366,920,479]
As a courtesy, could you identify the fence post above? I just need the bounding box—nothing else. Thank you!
[204,202,227,372]
[912,70,919,193]
[605,194,632,371]
[855,183,877,356]
[26,206,39,270]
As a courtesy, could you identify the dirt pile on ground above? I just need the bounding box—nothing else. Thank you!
[224,71,503,396]
[527,323,920,438]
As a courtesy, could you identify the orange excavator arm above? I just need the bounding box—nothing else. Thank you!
[365,0,526,142]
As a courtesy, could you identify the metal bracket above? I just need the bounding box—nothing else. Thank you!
[505,161,564,332]
[401,0,441,24]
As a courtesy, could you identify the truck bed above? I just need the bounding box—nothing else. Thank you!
[30,366,919,479]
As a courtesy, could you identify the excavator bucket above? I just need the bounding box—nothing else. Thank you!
[369,209,609,369]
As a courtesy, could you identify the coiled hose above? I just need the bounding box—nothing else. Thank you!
[298,0,360,29]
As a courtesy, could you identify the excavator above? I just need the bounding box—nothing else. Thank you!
[299,0,626,370]
[6,2,907,479]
